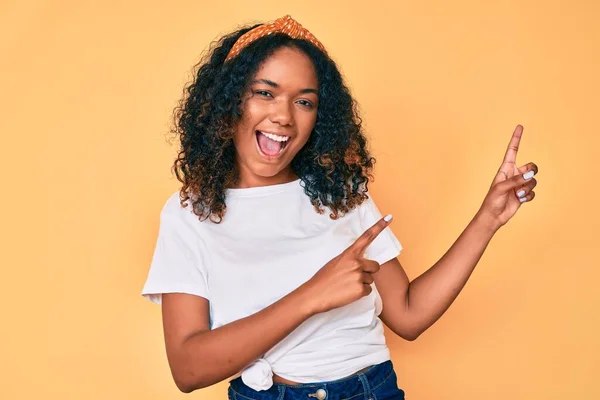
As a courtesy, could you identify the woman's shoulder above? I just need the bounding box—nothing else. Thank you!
[159,190,197,221]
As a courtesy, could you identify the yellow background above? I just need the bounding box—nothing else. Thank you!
[2,0,598,399]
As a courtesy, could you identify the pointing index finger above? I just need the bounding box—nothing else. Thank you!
[502,125,523,165]
[349,214,393,256]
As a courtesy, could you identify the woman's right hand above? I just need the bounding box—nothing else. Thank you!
[300,214,393,315]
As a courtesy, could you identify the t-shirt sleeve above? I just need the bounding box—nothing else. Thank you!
[141,193,210,305]
[359,194,403,265]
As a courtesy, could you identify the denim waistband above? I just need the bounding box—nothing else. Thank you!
[229,360,395,399]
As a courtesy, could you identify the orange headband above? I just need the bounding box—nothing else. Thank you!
[225,15,327,62]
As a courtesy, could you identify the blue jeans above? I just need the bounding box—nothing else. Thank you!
[228,360,405,400]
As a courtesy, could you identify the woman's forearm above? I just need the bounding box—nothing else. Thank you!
[177,288,314,392]
[405,212,499,338]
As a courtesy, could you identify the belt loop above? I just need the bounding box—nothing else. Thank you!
[277,384,286,400]
[358,373,374,400]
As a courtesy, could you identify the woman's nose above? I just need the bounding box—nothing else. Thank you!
[269,99,294,126]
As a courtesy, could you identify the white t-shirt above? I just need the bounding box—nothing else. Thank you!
[141,178,402,391]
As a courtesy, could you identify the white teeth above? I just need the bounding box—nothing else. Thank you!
[260,131,290,142]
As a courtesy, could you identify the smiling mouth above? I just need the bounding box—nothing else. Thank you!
[255,130,290,159]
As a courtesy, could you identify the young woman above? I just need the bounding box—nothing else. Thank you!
[142,15,539,400]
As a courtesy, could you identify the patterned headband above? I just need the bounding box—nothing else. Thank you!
[225,15,327,62]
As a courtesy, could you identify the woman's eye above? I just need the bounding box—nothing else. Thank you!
[297,100,314,108]
[255,90,272,97]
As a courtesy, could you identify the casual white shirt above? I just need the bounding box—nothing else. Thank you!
[142,178,402,390]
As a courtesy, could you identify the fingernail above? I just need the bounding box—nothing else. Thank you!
[523,170,535,180]
[517,190,526,198]
[384,214,393,222]
[519,196,527,203]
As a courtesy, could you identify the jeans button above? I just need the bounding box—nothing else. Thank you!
[316,388,327,399]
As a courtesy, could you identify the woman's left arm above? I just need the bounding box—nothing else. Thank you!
[374,125,539,341]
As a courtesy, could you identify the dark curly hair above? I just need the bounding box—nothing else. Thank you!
[170,21,377,223]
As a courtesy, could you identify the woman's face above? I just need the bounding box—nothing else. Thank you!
[232,46,319,188]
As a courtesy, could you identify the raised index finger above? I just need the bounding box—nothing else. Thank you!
[502,125,523,165]
[348,214,393,256]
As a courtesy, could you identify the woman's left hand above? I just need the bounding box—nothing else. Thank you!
[476,125,539,231]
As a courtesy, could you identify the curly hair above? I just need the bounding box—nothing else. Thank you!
[170,22,377,223]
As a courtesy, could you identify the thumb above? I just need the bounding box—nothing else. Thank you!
[492,169,509,186]
[496,169,535,194]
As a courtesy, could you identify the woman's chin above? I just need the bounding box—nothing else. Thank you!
[242,161,296,182]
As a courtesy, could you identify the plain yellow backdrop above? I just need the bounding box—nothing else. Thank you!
[2,0,598,399]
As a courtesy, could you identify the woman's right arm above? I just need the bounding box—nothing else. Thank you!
[162,286,315,393]
[162,215,392,392]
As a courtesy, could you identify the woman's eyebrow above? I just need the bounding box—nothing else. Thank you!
[251,79,318,95]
